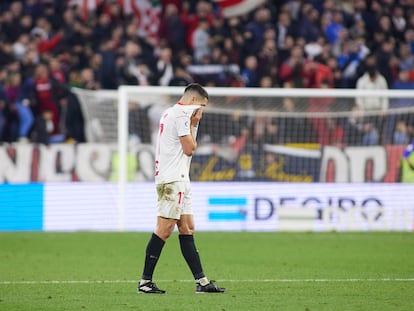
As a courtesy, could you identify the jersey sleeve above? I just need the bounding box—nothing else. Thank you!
[176,114,191,137]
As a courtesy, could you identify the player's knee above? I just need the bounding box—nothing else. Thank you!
[155,224,175,240]
[155,228,172,240]
[178,224,194,235]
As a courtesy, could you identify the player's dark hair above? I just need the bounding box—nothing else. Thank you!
[184,83,208,100]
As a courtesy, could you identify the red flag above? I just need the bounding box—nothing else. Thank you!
[215,0,266,17]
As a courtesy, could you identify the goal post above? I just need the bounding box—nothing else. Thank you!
[117,86,187,230]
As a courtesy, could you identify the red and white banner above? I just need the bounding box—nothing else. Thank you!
[67,0,161,45]
[215,0,266,17]
[67,0,101,10]
[121,0,161,45]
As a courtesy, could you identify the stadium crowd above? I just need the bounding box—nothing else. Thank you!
[0,0,414,146]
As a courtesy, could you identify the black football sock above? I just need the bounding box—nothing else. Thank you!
[141,233,165,281]
[179,234,205,280]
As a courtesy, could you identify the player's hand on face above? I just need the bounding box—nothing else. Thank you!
[191,108,203,126]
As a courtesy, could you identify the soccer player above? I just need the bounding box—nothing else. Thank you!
[137,83,225,294]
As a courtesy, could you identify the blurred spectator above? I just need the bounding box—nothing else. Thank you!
[0,69,8,142]
[279,45,306,87]
[349,18,366,39]
[377,15,393,39]
[12,34,31,62]
[343,103,380,146]
[169,66,193,87]
[98,39,117,89]
[275,11,296,50]
[356,54,389,112]
[1,8,19,43]
[92,13,113,45]
[257,38,279,84]
[324,10,345,45]
[327,117,344,145]
[308,79,336,145]
[393,120,410,145]
[62,9,92,54]
[299,5,321,43]
[154,47,174,86]
[80,68,100,90]
[210,46,224,64]
[243,7,272,54]
[384,69,414,144]
[31,18,64,54]
[42,2,61,31]
[277,34,295,65]
[279,97,314,144]
[304,55,334,88]
[222,37,240,65]
[31,108,55,145]
[356,54,389,142]
[16,97,34,143]
[33,63,61,134]
[209,15,228,48]
[88,52,103,84]
[158,3,186,52]
[181,0,214,50]
[251,76,280,145]
[5,71,21,105]
[352,0,376,37]
[390,5,407,40]
[4,71,35,143]
[192,19,211,64]
[343,104,365,145]
[128,103,151,144]
[326,56,343,88]
[398,42,414,72]
[241,55,260,87]
[3,70,21,142]
[49,57,66,84]
[336,38,370,87]
[119,40,152,86]
[362,122,379,145]
[376,38,397,86]
[252,114,278,145]
[404,28,414,55]
[259,75,276,89]
[304,39,323,61]
[61,86,85,143]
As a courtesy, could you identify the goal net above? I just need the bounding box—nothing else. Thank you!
[73,86,414,181]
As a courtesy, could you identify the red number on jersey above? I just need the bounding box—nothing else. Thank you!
[177,191,183,204]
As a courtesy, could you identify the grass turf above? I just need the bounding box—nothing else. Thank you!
[0,232,413,311]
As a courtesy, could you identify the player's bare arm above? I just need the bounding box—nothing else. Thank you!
[180,108,203,156]
[180,135,196,156]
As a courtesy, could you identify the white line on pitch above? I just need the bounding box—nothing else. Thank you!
[1,278,414,285]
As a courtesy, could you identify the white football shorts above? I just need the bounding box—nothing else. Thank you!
[156,181,193,220]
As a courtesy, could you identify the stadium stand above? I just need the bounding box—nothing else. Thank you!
[0,0,414,145]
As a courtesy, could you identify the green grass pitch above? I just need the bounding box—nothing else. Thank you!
[1,232,413,311]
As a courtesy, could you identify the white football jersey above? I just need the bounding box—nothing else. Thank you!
[154,103,199,184]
